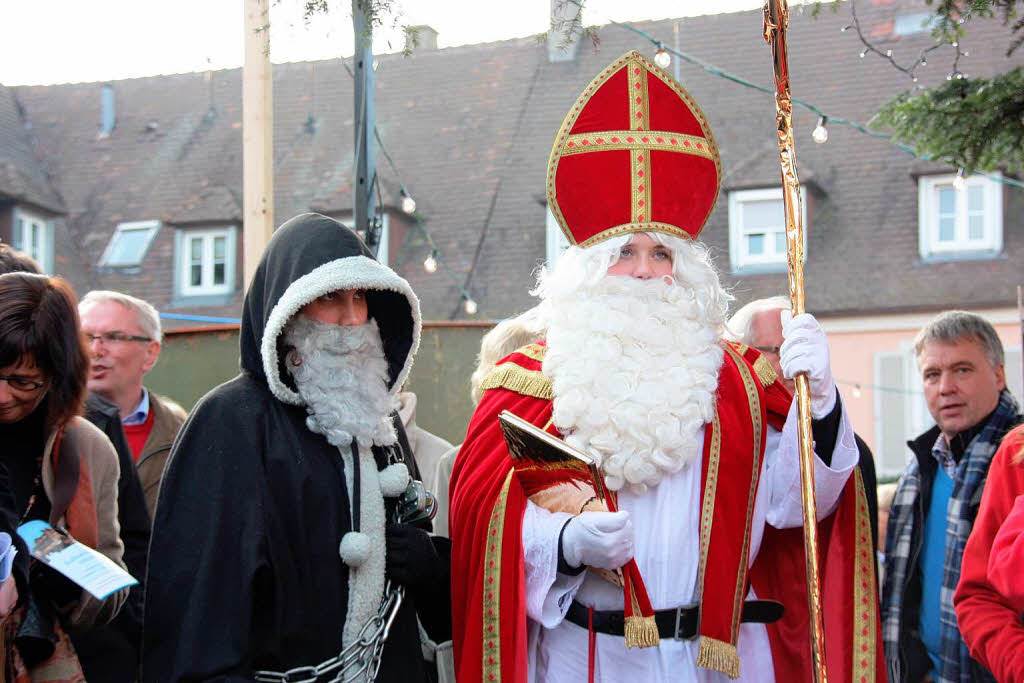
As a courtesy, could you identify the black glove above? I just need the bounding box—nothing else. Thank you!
[384,523,443,588]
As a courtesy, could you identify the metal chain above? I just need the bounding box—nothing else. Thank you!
[254,583,404,683]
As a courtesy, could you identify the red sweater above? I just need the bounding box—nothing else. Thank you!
[122,406,154,462]
[954,425,1024,683]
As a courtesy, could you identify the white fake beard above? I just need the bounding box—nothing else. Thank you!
[543,275,725,492]
[283,316,398,448]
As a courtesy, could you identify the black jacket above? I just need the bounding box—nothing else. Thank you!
[142,214,444,682]
[73,392,151,682]
[890,412,1019,683]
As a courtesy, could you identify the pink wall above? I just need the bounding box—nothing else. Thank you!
[826,320,1021,454]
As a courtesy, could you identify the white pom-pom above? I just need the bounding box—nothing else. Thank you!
[339,531,372,567]
[378,463,410,497]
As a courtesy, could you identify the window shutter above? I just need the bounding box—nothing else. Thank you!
[1006,347,1023,405]
[875,351,909,477]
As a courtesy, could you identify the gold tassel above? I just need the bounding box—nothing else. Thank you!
[624,615,660,649]
[753,354,779,388]
[479,365,553,399]
[696,636,741,679]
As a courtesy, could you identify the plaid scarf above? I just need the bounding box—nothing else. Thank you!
[881,390,1022,683]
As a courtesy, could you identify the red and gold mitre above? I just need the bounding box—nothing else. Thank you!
[546,51,721,247]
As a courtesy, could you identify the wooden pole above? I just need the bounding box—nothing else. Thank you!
[763,2,828,681]
[243,0,274,286]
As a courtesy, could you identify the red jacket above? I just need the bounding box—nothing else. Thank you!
[954,425,1024,683]
[989,493,1024,613]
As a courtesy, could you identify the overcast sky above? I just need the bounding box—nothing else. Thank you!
[0,0,769,86]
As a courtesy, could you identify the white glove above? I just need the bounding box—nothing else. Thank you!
[561,510,634,571]
[779,311,837,419]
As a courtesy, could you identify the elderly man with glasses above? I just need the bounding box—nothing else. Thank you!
[79,291,186,518]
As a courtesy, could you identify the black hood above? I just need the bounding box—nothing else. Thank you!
[239,213,421,404]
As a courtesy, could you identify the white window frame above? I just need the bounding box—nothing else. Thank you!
[178,227,236,297]
[728,187,806,272]
[99,220,160,267]
[12,207,53,273]
[918,172,1002,259]
[341,214,390,267]
[545,208,570,268]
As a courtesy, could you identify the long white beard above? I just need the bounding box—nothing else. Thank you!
[283,316,398,448]
[543,275,724,492]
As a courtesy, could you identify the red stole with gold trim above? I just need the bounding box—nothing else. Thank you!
[688,343,779,677]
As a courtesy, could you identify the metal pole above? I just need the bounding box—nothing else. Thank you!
[763,2,827,681]
[352,0,379,254]
[242,0,274,286]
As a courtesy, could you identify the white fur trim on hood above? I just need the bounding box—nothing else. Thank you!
[260,255,422,406]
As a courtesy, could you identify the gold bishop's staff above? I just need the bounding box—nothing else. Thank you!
[763,2,828,681]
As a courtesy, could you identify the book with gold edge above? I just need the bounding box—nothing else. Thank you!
[498,410,608,503]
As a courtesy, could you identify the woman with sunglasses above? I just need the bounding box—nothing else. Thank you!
[0,272,127,678]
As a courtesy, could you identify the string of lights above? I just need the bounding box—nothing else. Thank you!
[836,378,925,398]
[340,60,480,315]
[611,18,1024,190]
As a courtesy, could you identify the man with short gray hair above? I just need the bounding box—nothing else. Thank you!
[79,290,186,517]
[881,310,1021,683]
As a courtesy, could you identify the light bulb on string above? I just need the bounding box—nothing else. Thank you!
[654,48,671,69]
[953,168,967,191]
[852,384,862,399]
[463,297,478,315]
[423,252,438,274]
[400,190,417,215]
[859,49,867,58]
[811,116,829,144]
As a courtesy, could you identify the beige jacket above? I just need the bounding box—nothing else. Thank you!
[396,392,453,493]
[137,391,186,518]
[42,416,128,630]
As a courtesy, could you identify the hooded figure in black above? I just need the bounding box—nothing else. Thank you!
[142,213,450,682]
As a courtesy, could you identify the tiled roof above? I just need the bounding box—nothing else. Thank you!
[7,0,1023,321]
[0,85,64,213]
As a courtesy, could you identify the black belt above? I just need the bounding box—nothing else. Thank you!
[564,599,784,641]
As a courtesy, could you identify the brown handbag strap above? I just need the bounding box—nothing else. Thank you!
[48,424,80,527]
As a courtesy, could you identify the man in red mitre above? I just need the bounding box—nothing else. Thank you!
[450,51,884,682]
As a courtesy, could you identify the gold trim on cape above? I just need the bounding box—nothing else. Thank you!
[479,365,553,400]
[728,341,750,355]
[851,469,879,681]
[481,469,515,682]
[514,343,546,363]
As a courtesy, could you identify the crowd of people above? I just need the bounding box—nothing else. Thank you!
[0,51,1021,683]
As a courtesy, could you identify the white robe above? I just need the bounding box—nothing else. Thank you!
[522,401,859,682]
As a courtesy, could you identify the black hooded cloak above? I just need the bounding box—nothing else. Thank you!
[142,213,445,682]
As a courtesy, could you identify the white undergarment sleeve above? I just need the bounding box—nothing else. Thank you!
[764,399,859,529]
[523,501,586,627]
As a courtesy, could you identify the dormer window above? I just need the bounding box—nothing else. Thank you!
[100,220,160,267]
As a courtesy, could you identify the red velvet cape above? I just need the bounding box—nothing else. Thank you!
[450,342,884,682]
